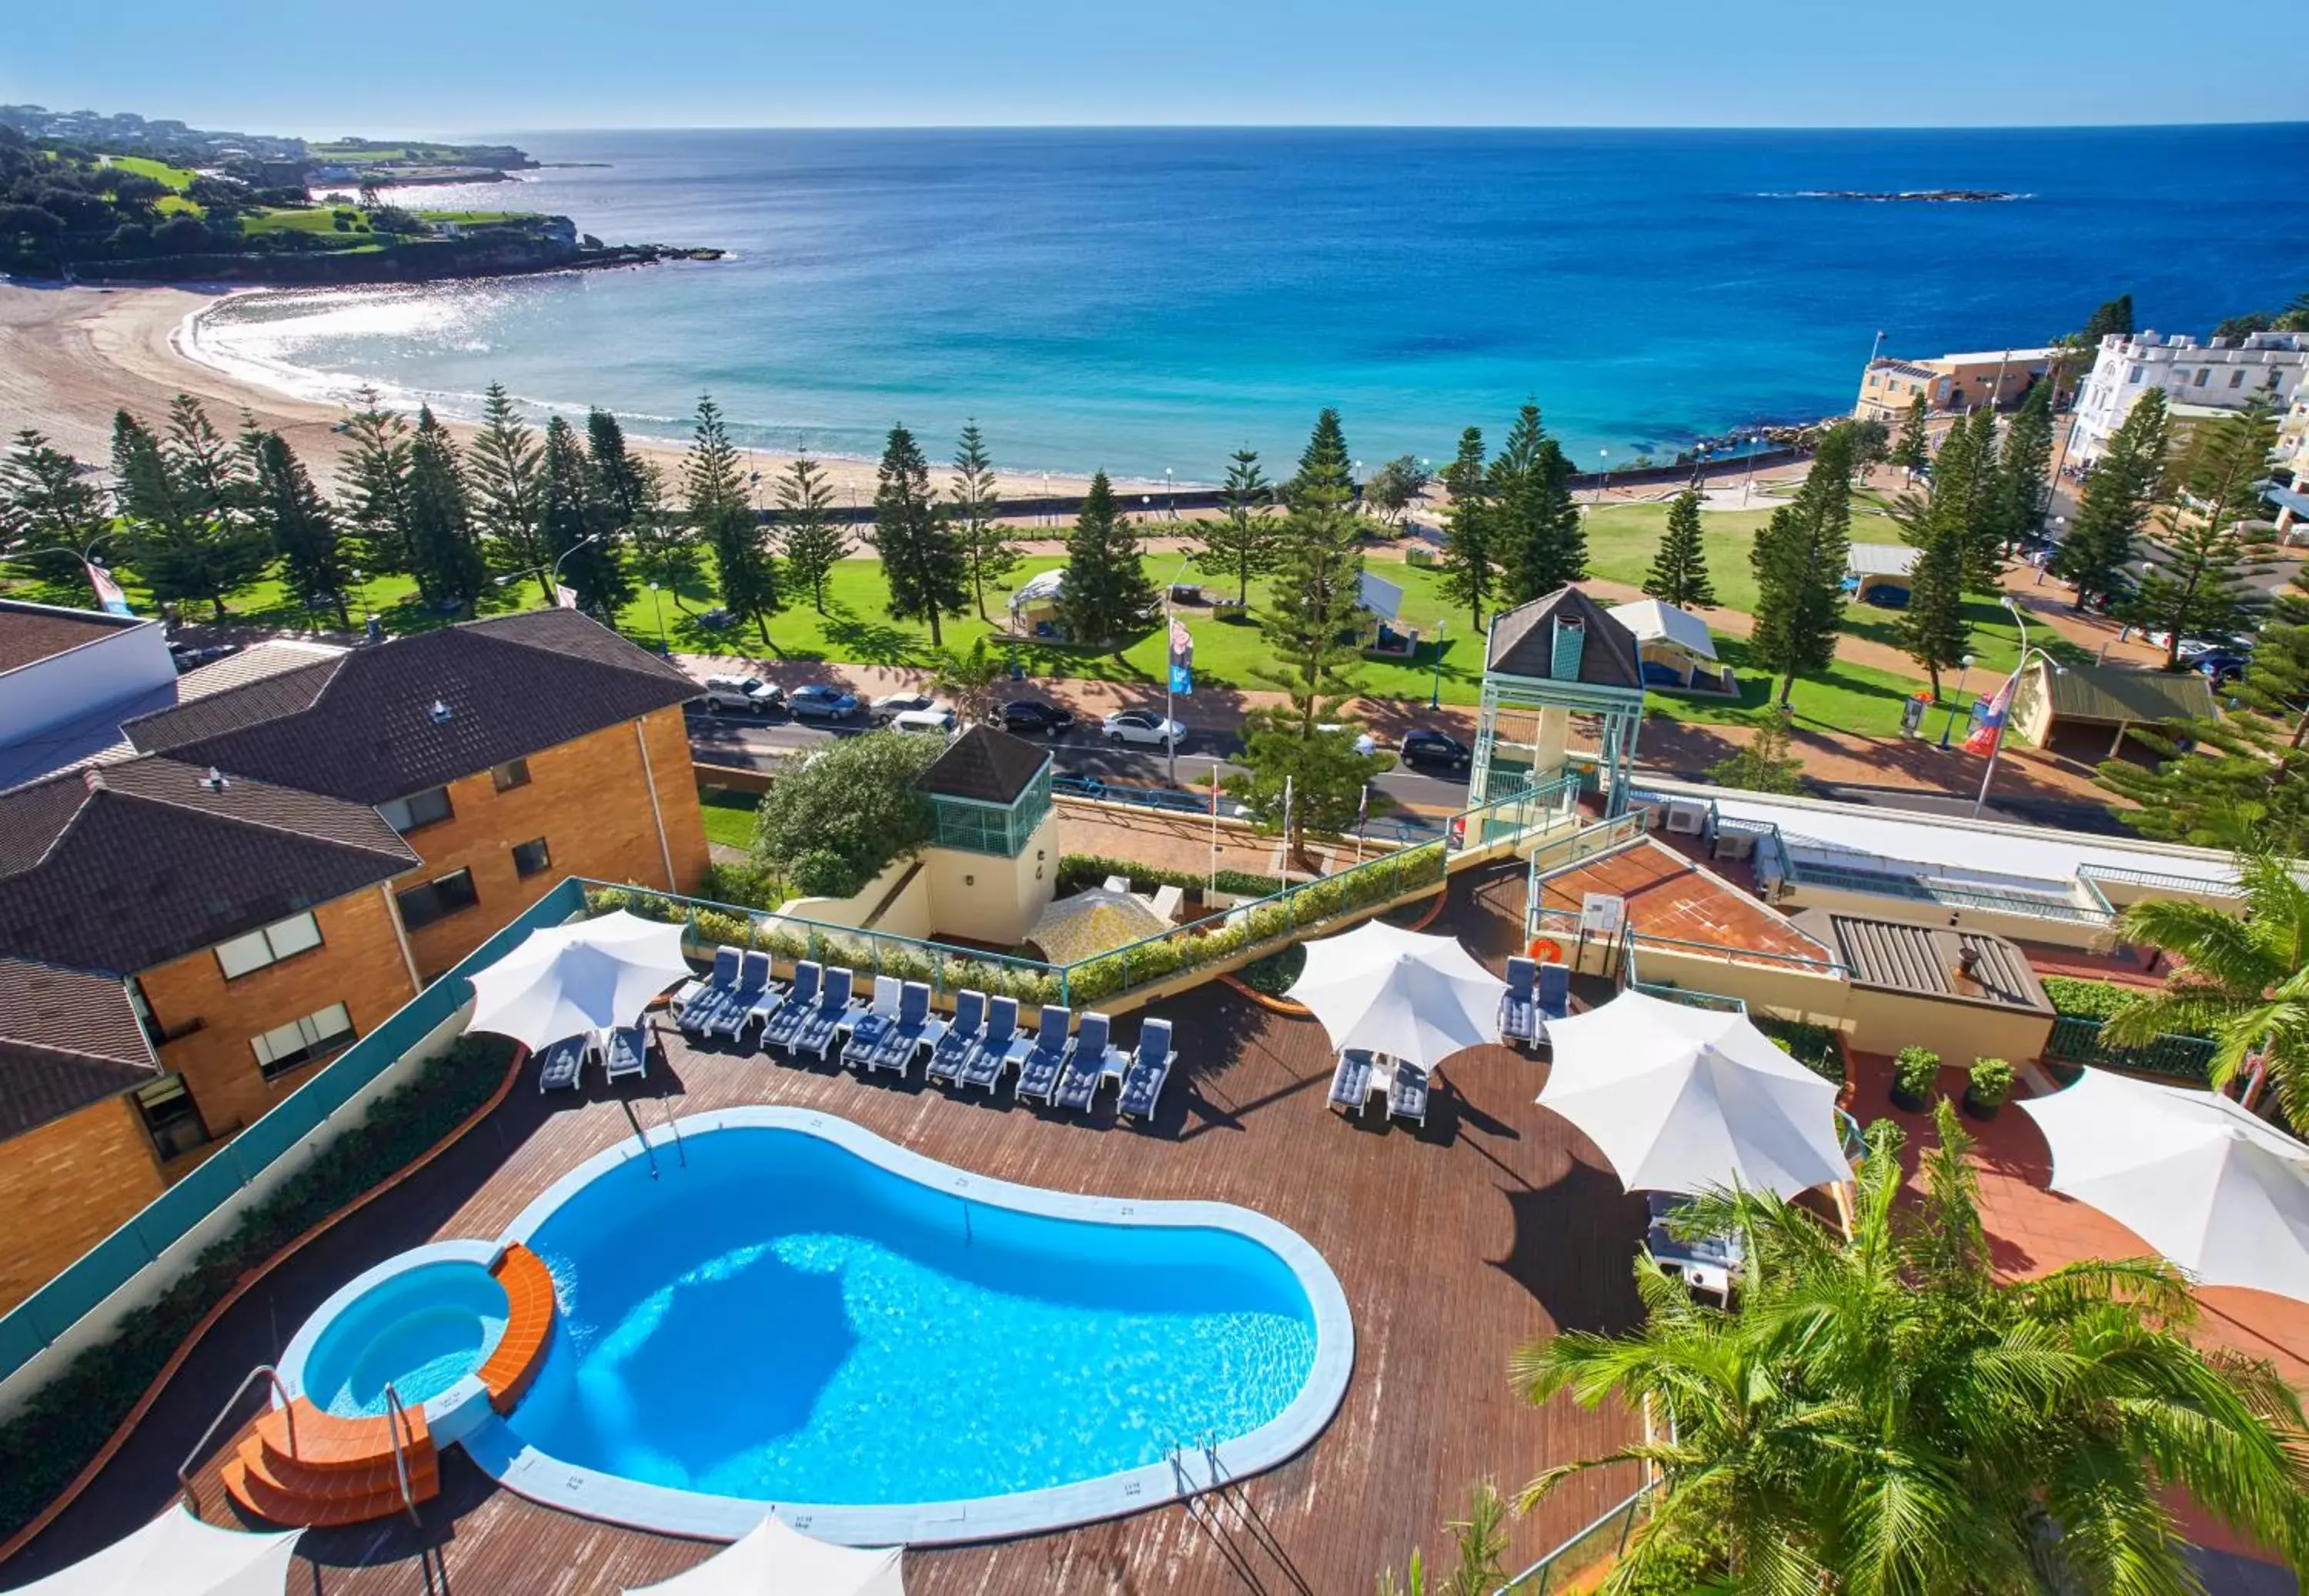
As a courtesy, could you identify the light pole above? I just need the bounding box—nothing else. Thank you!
[1740,432,1761,508]
[1594,449,1610,506]
[1428,617,1447,710]
[1160,552,1196,787]
[1164,467,1175,519]
[646,580,668,653]
[1206,754,1224,894]
[1970,599,2060,819]
[495,532,604,609]
[1936,653,1976,749]
[1041,471,1050,528]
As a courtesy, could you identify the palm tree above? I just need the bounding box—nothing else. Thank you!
[2107,851,2309,1121]
[1375,1481,1510,1596]
[1512,1104,2309,1594]
[927,636,1007,728]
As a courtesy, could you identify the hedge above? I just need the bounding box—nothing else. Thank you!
[1239,943,1307,998]
[1054,853,1284,900]
[1752,1016,1846,1086]
[0,1033,517,1541]
[2040,976,2136,1021]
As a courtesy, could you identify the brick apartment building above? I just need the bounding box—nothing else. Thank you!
[0,604,707,1310]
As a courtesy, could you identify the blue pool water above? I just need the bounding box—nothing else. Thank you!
[300,1260,509,1418]
[502,1126,1320,1507]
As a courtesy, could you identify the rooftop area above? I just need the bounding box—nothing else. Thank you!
[1797,911,2051,1013]
[1536,836,1832,968]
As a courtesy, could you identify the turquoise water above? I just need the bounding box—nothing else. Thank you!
[189,125,2309,479]
[500,1127,1318,1506]
[301,1260,509,1418]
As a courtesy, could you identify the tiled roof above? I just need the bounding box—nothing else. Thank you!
[920,726,1051,805]
[1799,910,2051,1013]
[0,601,149,675]
[0,756,419,975]
[1485,586,1645,690]
[123,609,699,804]
[0,957,159,1139]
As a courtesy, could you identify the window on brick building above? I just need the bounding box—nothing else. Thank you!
[251,1003,356,1079]
[512,837,552,878]
[132,1073,210,1160]
[491,758,532,793]
[395,867,479,930]
[379,786,454,833]
[213,910,323,980]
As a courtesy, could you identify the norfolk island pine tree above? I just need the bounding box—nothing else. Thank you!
[1746,423,1857,706]
[1642,485,1716,610]
[871,423,967,648]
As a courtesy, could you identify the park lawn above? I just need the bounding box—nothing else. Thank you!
[699,791,760,849]
[105,155,195,191]
[239,205,383,240]
[416,209,520,225]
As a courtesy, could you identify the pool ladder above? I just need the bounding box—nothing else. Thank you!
[180,1364,294,1521]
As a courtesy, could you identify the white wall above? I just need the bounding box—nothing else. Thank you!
[2067,330,2307,462]
[0,612,174,749]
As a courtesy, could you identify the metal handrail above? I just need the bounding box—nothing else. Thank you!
[379,1380,422,1524]
[1491,1482,1654,1595]
[179,1363,294,1520]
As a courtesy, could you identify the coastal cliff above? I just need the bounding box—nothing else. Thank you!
[73,235,723,286]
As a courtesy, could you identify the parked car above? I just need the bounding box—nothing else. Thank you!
[787,685,860,721]
[890,706,958,736]
[1398,728,1472,772]
[697,674,784,714]
[2195,649,2251,686]
[997,699,1074,736]
[869,691,941,726]
[167,641,239,672]
[1102,710,1186,748]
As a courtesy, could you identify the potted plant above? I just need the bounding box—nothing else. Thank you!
[1964,1057,2015,1120]
[1891,1046,1940,1111]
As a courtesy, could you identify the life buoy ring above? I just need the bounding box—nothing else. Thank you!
[1528,936,1564,963]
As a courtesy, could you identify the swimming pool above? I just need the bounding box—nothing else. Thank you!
[467,1108,1352,1542]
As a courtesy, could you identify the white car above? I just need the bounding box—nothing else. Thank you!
[870,691,942,726]
[890,706,958,736]
[698,674,783,714]
[1103,710,1187,748]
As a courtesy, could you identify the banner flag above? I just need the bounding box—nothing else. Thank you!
[1168,615,1193,695]
[85,562,133,617]
[553,583,580,609]
[1962,670,2019,757]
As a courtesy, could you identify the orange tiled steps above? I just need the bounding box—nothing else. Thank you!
[223,1399,438,1527]
[478,1242,556,1413]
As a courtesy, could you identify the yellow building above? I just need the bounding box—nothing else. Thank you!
[1855,347,2057,421]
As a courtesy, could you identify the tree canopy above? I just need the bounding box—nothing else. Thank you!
[1747,424,1856,704]
[747,730,944,899]
[1055,470,1155,653]
[1642,486,1716,610]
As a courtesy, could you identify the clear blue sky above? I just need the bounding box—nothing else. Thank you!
[8,0,2304,135]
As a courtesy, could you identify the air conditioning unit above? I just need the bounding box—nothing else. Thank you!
[1713,830,1757,863]
[1631,800,1665,830]
[1664,800,1709,836]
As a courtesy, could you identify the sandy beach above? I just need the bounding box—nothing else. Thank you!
[0,282,1107,501]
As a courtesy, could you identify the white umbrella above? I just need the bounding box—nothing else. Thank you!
[1284,918,1508,1069]
[624,1515,904,1595]
[465,910,693,1050]
[2019,1067,2309,1301]
[1538,989,1849,1197]
[12,1505,302,1595]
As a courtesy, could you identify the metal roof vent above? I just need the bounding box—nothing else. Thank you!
[429,699,453,725]
[200,766,228,793]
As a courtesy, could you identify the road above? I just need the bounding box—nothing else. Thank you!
[683,708,1474,832]
[685,710,2126,836]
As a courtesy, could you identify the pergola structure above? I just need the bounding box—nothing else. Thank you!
[1469,587,1646,821]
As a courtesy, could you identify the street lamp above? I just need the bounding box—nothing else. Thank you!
[1164,467,1175,519]
[494,532,604,607]
[646,580,668,653]
[1429,617,1448,710]
[1936,653,1976,749]
[1971,597,2063,819]
[1594,449,1609,506]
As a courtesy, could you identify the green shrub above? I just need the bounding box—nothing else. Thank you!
[1215,867,1285,896]
[0,1033,517,1540]
[1752,1017,1845,1086]
[1241,943,1307,998]
[1967,1057,2015,1108]
[1893,1045,1941,1099]
[2040,977,2134,1021]
[1053,852,1285,900]
[754,730,942,899]
[697,858,786,910]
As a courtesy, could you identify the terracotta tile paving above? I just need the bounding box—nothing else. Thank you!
[1538,836,1829,967]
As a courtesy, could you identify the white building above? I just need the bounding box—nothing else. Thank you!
[2064,329,2307,469]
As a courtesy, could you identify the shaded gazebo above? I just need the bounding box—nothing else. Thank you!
[1470,587,1646,820]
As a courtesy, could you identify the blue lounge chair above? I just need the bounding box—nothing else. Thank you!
[1116,1018,1175,1121]
[1051,1011,1114,1111]
[603,1024,650,1083]
[674,946,743,1035]
[1328,1048,1375,1114]
[790,967,857,1061]
[1011,1005,1072,1104]
[864,981,939,1074]
[1537,961,1572,1029]
[842,976,904,1070]
[536,1032,594,1092]
[761,960,821,1053]
[958,994,1020,1092]
[707,950,773,1040]
[926,990,986,1085]
[1388,1060,1431,1127]
[1499,956,1539,1049]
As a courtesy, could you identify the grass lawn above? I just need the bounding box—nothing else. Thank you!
[104,155,195,191]
[416,209,520,226]
[699,790,760,850]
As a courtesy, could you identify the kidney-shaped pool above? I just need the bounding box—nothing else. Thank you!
[461,1108,1352,1543]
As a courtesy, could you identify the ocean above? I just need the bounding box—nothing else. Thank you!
[185,124,2309,482]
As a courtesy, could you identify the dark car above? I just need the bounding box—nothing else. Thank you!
[997,699,1074,736]
[1398,729,1472,772]
[2196,650,2251,686]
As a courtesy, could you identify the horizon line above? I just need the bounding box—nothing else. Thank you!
[452,117,2309,138]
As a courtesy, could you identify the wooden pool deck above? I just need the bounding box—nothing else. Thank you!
[5,863,1649,1595]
